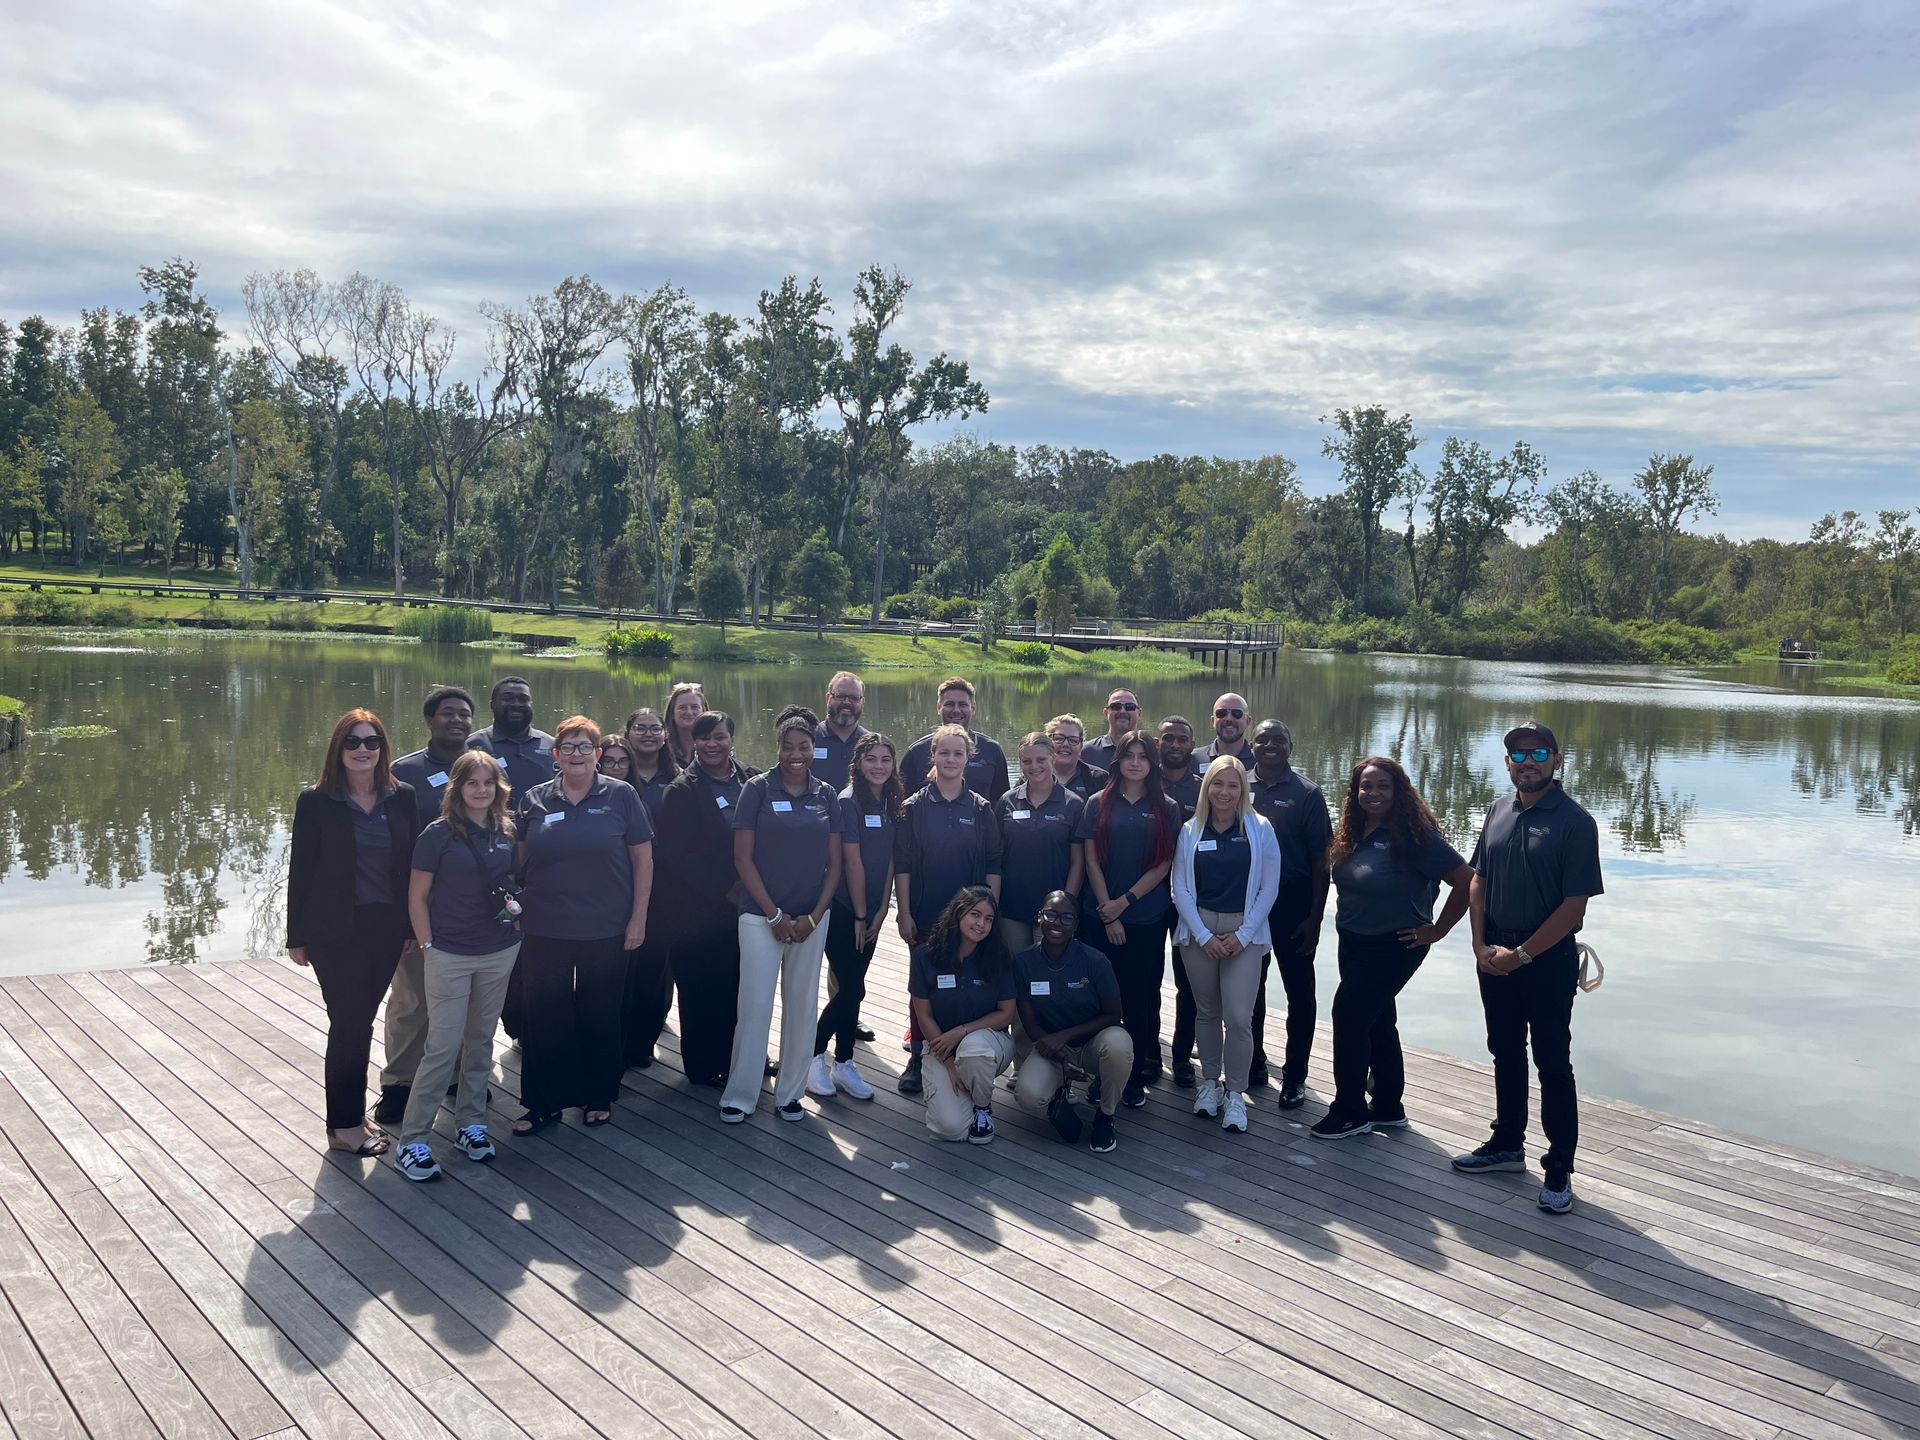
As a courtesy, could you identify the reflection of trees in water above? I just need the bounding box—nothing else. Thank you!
[1792,710,1920,836]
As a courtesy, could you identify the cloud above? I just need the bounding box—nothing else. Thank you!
[1,0,1913,526]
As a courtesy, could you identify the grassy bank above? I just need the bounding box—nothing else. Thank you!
[1285,609,1734,665]
[0,693,25,752]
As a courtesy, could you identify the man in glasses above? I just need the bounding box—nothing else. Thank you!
[812,671,869,788]
[1198,692,1254,767]
[900,675,1010,802]
[1012,891,1133,1154]
[1082,690,1142,771]
[1245,719,1332,1101]
[1454,721,1604,1217]
[466,676,555,798]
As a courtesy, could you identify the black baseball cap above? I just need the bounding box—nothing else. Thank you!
[1502,721,1559,752]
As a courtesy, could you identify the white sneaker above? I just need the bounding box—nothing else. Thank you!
[1222,1092,1248,1133]
[831,1059,875,1101]
[1193,1081,1224,1119]
[805,1054,837,1097]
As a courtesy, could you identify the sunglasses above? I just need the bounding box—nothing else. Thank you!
[341,734,383,751]
[1508,747,1554,764]
[1108,701,1139,711]
[1214,708,1246,719]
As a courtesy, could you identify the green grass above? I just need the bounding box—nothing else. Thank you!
[0,694,24,720]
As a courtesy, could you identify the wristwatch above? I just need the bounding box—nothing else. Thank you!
[1514,944,1533,964]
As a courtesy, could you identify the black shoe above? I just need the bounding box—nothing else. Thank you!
[1141,1060,1164,1085]
[1277,1082,1307,1111]
[1248,1060,1271,1088]
[1047,1090,1084,1145]
[1367,1106,1409,1130]
[1122,1082,1147,1110]
[1171,1062,1195,1089]
[629,1052,655,1070]
[1310,1112,1372,1140]
[1089,1112,1116,1153]
[897,1055,923,1096]
[765,1058,779,1078]
[856,1024,876,1043]
[373,1085,410,1127]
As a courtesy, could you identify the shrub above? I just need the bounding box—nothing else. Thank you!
[6,591,82,625]
[882,592,928,620]
[1008,641,1051,667]
[266,607,320,632]
[605,627,677,659]
[396,606,494,642]
[928,595,976,623]
[1887,638,1920,687]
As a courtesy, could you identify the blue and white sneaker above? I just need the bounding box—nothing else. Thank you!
[1539,1172,1574,1214]
[395,1143,441,1183]
[454,1125,495,1162]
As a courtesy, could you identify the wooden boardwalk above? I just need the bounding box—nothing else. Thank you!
[0,938,1916,1440]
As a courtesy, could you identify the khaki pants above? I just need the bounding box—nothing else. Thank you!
[380,942,431,1089]
[923,1029,1014,1140]
[723,912,830,1116]
[997,917,1042,959]
[1014,1025,1134,1117]
[1179,907,1267,1093]
[397,941,519,1149]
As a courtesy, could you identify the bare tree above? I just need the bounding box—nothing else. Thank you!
[621,285,701,614]
[242,269,347,585]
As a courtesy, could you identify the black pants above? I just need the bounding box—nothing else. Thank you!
[1479,929,1580,1176]
[1093,920,1169,1085]
[815,899,874,1063]
[1169,913,1195,1067]
[1329,928,1428,1122]
[622,936,674,1065]
[519,933,627,1115]
[672,922,741,1087]
[306,903,406,1130]
[1269,882,1318,1087]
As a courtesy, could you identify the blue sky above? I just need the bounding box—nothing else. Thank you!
[2,0,1914,536]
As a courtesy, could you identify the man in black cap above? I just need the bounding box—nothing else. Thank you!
[1453,721,1603,1216]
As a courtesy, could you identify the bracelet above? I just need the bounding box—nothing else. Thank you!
[769,908,786,925]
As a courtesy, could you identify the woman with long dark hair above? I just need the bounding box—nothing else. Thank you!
[1077,730,1181,1107]
[808,730,900,1102]
[1311,756,1472,1140]
[656,711,754,1087]
[909,887,1017,1143]
[287,709,419,1156]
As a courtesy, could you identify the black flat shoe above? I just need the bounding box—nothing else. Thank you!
[583,1110,613,1127]
[373,1085,410,1127]
[512,1110,559,1136]
[856,1025,876,1042]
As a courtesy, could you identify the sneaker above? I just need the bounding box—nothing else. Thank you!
[764,1058,779,1078]
[1047,1090,1084,1145]
[1451,1142,1526,1174]
[373,1084,410,1127]
[1310,1113,1372,1140]
[831,1059,875,1101]
[806,1054,837,1098]
[1367,1107,1410,1130]
[1171,1061,1195,1089]
[968,1106,994,1145]
[1539,1172,1574,1214]
[1193,1081,1224,1119]
[1122,1082,1147,1110]
[395,1142,440,1182]
[453,1125,495,1162]
[777,1100,805,1123]
[1222,1092,1248,1133]
[897,1054,923,1096]
[1277,1082,1307,1111]
[1088,1111,1117,1153]
[719,1105,749,1125]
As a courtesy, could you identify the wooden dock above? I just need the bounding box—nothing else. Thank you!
[0,937,1915,1439]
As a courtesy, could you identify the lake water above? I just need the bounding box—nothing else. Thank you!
[2,630,1915,1177]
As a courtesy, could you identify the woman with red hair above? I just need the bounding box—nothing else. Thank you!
[287,709,421,1156]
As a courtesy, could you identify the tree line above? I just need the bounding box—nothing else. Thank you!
[1,259,1913,655]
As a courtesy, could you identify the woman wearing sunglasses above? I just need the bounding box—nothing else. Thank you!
[287,710,421,1156]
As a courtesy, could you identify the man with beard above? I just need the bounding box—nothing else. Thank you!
[466,676,555,798]
[900,676,1010,802]
[1082,689,1142,772]
[1453,721,1603,1217]
[1198,692,1254,768]
[812,671,869,788]
[1246,720,1332,1101]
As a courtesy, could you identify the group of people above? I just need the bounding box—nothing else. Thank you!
[286,670,1603,1213]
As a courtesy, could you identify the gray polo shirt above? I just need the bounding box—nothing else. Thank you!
[1333,826,1466,935]
[515,775,653,940]
[811,722,868,790]
[1056,759,1108,801]
[900,730,1011,803]
[1015,939,1120,1036]
[837,789,894,918]
[1248,766,1333,882]
[995,782,1085,923]
[1075,789,1180,927]
[391,745,466,834]
[731,772,839,916]
[412,818,517,956]
[1197,740,1256,771]
[1083,734,1126,772]
[1161,766,1203,820]
[337,791,394,905]
[910,946,1016,1034]
[1470,784,1604,936]
[467,726,556,802]
[894,784,1004,932]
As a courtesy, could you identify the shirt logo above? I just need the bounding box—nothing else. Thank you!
[1066,978,1088,989]
[956,817,973,827]
[1526,825,1552,838]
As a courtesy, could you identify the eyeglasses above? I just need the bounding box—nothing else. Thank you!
[828,691,863,703]
[1508,747,1554,764]
[1038,910,1074,924]
[341,734,383,751]
[627,723,665,735]
[556,741,598,756]
[1108,700,1139,711]
[598,752,630,766]
[1214,708,1246,719]
[1050,735,1083,748]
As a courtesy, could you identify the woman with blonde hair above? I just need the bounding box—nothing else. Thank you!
[662,682,706,770]
[393,751,521,1181]
[1170,755,1281,1135]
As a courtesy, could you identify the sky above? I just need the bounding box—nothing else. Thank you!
[2,0,1915,537]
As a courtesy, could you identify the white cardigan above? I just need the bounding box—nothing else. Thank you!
[1171,809,1282,948]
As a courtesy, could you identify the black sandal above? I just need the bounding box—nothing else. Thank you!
[583,1109,613,1127]
[326,1128,390,1156]
[513,1110,558,1136]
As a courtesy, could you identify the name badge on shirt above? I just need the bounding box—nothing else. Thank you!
[542,811,564,826]
[864,814,883,828]
[535,742,550,755]
[814,747,830,759]
[427,771,448,788]
[936,974,957,990]
[714,795,730,809]
[1011,809,1032,820]
[1029,980,1051,996]
[1196,838,1218,852]
[771,800,793,813]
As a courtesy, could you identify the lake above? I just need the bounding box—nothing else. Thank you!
[1,629,1915,1177]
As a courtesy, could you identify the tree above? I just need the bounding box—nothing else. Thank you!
[974,573,1014,649]
[1322,407,1420,614]
[1408,438,1547,615]
[340,273,413,597]
[1539,470,1608,615]
[790,529,851,638]
[134,466,190,582]
[1036,532,1083,649]
[227,398,304,588]
[243,268,349,586]
[1873,509,1918,638]
[694,548,746,638]
[53,392,121,567]
[622,284,702,614]
[1633,453,1717,621]
[596,532,646,624]
[0,440,47,557]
